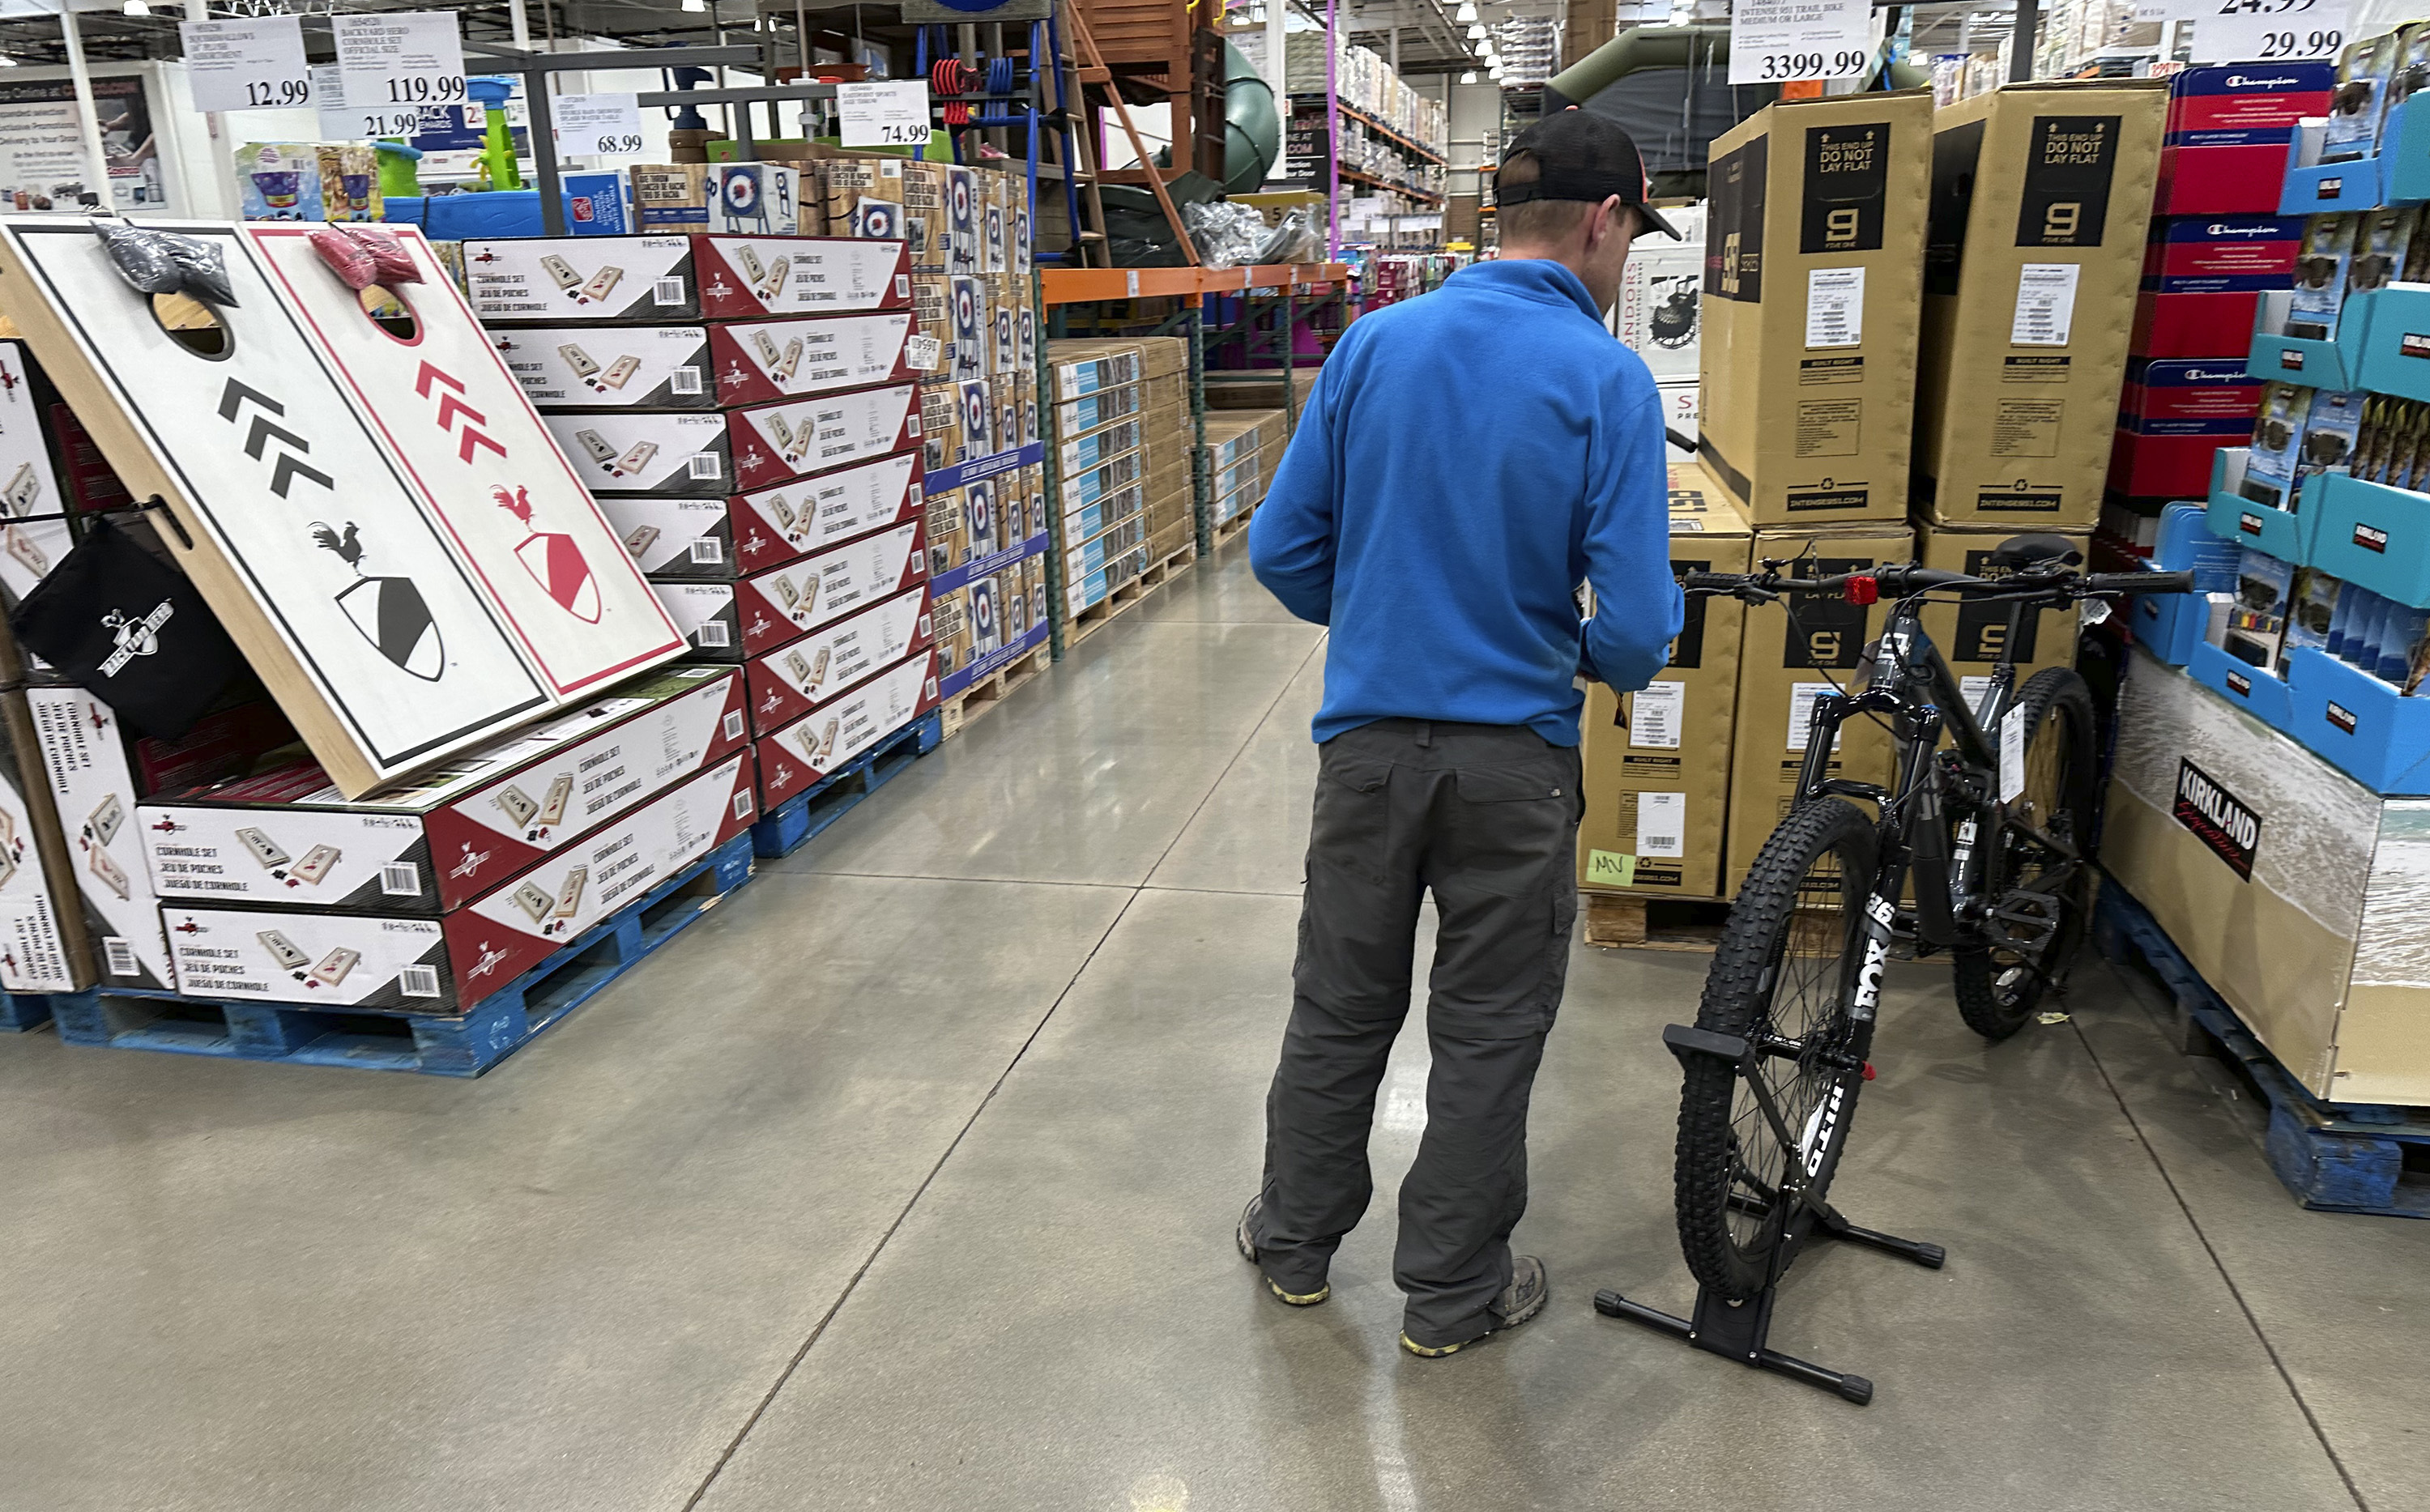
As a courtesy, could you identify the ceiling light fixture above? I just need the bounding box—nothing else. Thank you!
[121,0,148,13]
[1456,0,1477,18]
[682,0,707,11]
[1460,70,1477,84]
[1467,23,1486,39]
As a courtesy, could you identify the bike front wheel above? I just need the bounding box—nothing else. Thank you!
[1953,667,2098,1041]
[1674,798,1880,1300]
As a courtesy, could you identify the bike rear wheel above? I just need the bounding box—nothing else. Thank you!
[1674,798,1879,1300]
[1953,667,2097,1041]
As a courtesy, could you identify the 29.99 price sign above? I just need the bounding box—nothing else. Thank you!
[2192,0,2350,64]
[1729,0,1876,86]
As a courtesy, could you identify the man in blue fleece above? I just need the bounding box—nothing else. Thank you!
[1237,109,1686,1357]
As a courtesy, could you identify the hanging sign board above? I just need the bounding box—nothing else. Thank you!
[552,92,646,157]
[838,81,932,149]
[333,11,467,120]
[313,65,420,142]
[2187,0,2351,64]
[179,15,312,114]
[1728,0,1875,86]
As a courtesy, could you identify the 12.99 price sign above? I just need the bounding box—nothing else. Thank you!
[1729,0,1876,86]
[2193,0,2350,63]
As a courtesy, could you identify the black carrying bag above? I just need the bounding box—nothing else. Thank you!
[9,513,243,739]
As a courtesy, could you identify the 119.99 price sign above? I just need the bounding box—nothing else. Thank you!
[2193,0,2349,64]
[1729,0,1876,86]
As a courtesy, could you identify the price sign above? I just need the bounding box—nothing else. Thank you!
[837,81,933,148]
[313,66,422,141]
[2191,0,2351,62]
[1729,0,1875,85]
[181,15,312,113]
[552,92,646,156]
[334,11,467,122]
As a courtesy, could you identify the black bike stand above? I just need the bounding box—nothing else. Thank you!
[1592,1203,1946,1406]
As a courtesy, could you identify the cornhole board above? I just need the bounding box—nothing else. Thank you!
[0,219,684,797]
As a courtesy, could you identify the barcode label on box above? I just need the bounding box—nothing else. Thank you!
[1636,792,1687,859]
[694,621,731,648]
[401,965,442,999]
[103,936,136,977]
[687,454,723,481]
[671,366,704,394]
[1629,680,1686,752]
[731,790,753,820]
[381,862,422,897]
[654,277,686,305]
[723,710,745,741]
[688,537,725,564]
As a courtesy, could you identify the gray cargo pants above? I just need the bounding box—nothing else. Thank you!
[1251,718,1582,1348]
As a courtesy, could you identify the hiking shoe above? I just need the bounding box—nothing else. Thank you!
[1237,1196,1329,1306]
[1400,1255,1548,1357]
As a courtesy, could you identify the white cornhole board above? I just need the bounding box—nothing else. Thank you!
[0,219,684,796]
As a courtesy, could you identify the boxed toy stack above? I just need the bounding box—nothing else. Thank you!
[824,154,1051,704]
[466,229,944,811]
[1045,336,1191,622]
[2107,63,2332,551]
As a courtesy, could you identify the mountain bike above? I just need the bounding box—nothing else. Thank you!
[1593,533,2193,1403]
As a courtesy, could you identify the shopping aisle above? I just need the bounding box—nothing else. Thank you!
[0,544,2422,1512]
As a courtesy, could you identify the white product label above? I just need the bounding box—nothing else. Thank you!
[334,11,467,125]
[181,15,312,113]
[2189,1,2351,66]
[552,92,646,156]
[838,80,932,148]
[906,334,944,371]
[1729,0,1875,85]
[1805,266,1865,349]
[1636,792,1688,859]
[2000,705,2028,803]
[1630,680,1686,751]
[2011,264,2081,347]
[1787,681,1844,752]
[312,64,419,141]
[1961,674,1996,722]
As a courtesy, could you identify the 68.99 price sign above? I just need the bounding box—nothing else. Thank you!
[1729,0,1876,86]
[2192,0,2350,64]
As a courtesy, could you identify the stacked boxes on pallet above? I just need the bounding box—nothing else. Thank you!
[465,226,945,816]
[1045,336,1190,621]
[1202,410,1289,530]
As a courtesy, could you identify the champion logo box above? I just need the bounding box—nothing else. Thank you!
[544,383,919,497]
[650,517,927,661]
[492,313,925,412]
[139,667,748,914]
[754,650,941,807]
[464,235,913,324]
[164,751,758,1014]
[594,450,923,579]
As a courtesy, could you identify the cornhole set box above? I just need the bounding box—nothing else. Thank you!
[743,585,935,735]
[2155,62,2335,215]
[543,383,917,496]
[164,750,757,1013]
[1915,80,2168,529]
[755,650,941,807]
[0,725,87,993]
[1697,89,1934,526]
[495,314,922,412]
[139,666,747,914]
[0,219,686,799]
[650,517,927,659]
[463,234,914,323]
[27,685,186,992]
[0,340,78,605]
[596,448,923,578]
[1576,464,1753,900]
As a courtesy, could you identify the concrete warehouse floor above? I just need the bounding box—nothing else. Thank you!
[0,544,2424,1512]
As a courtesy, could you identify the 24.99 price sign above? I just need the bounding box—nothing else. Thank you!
[1729,0,1875,86]
[2192,0,2350,64]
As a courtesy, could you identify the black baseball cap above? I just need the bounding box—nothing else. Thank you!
[1496,108,1682,240]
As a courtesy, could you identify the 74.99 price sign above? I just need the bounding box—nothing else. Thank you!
[1729,0,1876,86]
[2191,0,2350,64]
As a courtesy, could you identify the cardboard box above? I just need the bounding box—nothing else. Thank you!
[730,450,924,573]
[0,339,77,604]
[2134,289,2268,360]
[1699,89,1933,526]
[27,686,181,990]
[139,667,748,914]
[704,313,920,406]
[492,325,715,411]
[2104,646,2430,1104]
[1916,82,2167,529]
[1205,368,1318,426]
[464,235,912,323]
[1613,201,1705,382]
[821,154,947,269]
[1579,466,1751,897]
[643,517,926,662]
[628,163,805,234]
[926,469,1025,578]
[2142,214,2304,296]
[2156,62,2334,214]
[544,411,733,495]
[546,385,918,497]
[0,708,87,992]
[1912,524,2087,701]
[932,547,1047,684]
[1723,520,1915,895]
[1051,372,1187,441]
[2112,357,2265,498]
[757,650,941,806]
[744,585,935,735]
[163,752,757,1013]
[1047,339,1148,399]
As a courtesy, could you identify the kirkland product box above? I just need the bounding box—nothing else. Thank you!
[464,235,913,323]
[757,650,941,806]
[600,451,921,578]
[1916,81,2168,529]
[2156,62,2335,215]
[164,752,757,1013]
[1577,465,1752,899]
[2104,646,2430,1105]
[544,385,917,497]
[1723,521,1915,895]
[1699,89,1933,526]
[139,667,748,914]
[744,585,935,735]
[1912,524,2087,692]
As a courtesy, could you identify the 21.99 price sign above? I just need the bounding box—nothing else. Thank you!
[2193,0,2350,63]
[1729,0,1875,86]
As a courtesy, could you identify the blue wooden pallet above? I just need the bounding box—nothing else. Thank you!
[2095,885,2430,1219]
[42,833,757,1078]
[1,992,52,1033]
[750,710,942,860]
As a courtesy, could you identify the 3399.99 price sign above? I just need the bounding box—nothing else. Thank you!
[1729,0,1876,86]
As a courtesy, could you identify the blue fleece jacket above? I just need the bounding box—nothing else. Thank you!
[1248,258,1685,747]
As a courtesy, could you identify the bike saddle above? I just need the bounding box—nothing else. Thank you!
[1989,534,2083,571]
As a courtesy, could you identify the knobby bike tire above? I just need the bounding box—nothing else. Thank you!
[1953,667,2098,1041]
[1673,798,1879,1300]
